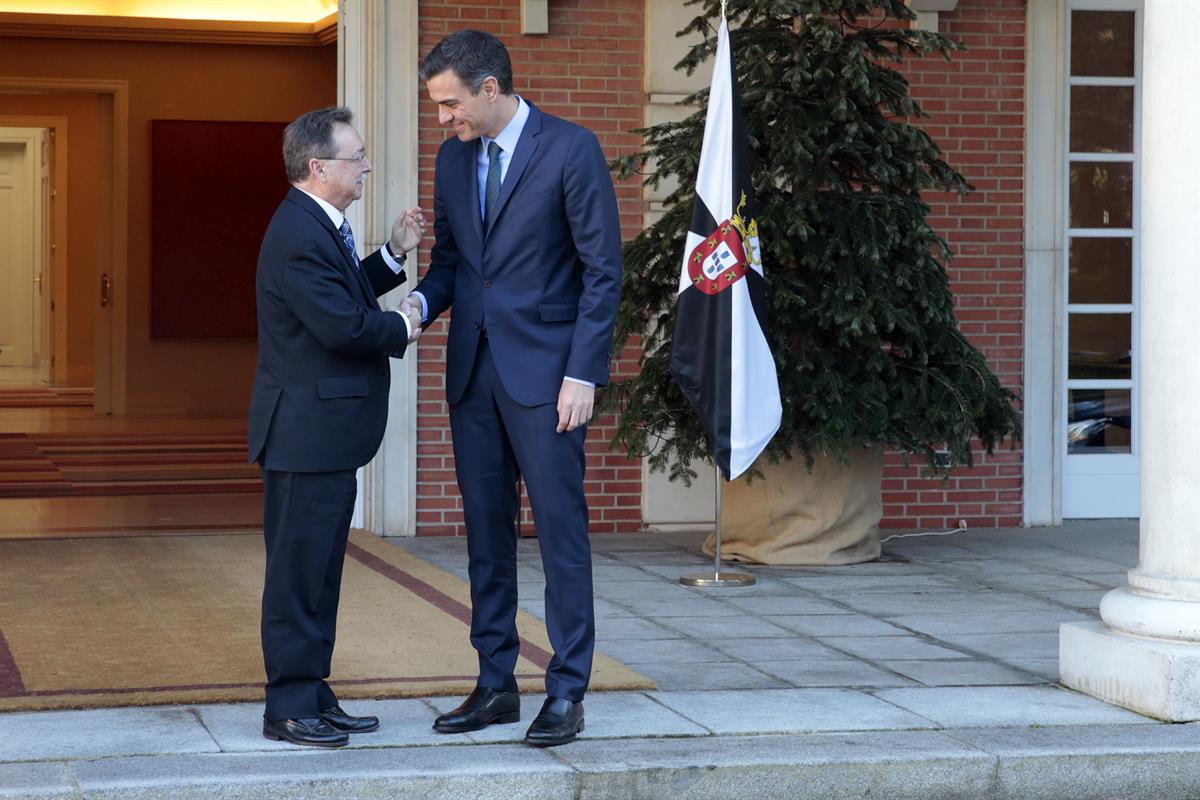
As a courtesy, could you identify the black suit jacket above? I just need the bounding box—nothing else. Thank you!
[248,187,410,472]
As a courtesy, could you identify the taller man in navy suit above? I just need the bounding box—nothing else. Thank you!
[248,107,426,748]
[406,30,622,747]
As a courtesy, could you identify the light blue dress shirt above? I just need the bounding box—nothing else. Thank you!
[477,96,530,220]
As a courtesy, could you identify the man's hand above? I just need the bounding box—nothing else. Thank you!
[556,380,595,433]
[389,208,427,255]
[387,305,423,343]
[405,305,423,343]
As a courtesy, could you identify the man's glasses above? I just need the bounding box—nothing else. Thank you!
[319,153,368,165]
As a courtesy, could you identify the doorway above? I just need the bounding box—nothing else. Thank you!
[0,127,51,385]
[1061,4,1141,519]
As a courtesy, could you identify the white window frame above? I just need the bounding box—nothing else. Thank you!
[1060,0,1142,519]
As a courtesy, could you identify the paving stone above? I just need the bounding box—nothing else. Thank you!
[947,723,1200,800]
[754,660,916,688]
[721,595,853,615]
[71,745,572,800]
[423,692,707,744]
[653,615,793,639]
[819,635,969,661]
[769,614,912,637]
[874,686,1155,728]
[0,706,217,763]
[0,762,75,798]
[197,699,443,752]
[887,610,1093,636]
[838,592,1067,617]
[985,574,1104,592]
[778,574,970,594]
[880,659,1050,687]
[594,638,739,665]
[595,616,684,641]
[933,632,1060,660]
[562,731,995,800]
[709,636,847,662]
[648,689,936,735]
[998,658,1061,681]
[627,661,789,692]
[620,597,747,618]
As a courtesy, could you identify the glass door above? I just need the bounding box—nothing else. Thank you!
[1062,5,1140,518]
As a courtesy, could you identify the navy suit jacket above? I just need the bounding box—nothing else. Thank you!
[416,103,622,407]
[248,187,411,472]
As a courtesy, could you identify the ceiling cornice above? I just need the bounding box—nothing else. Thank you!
[0,11,338,46]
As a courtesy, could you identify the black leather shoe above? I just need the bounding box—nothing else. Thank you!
[523,697,584,747]
[319,705,380,734]
[433,687,520,734]
[262,717,349,748]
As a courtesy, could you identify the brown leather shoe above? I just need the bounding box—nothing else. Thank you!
[262,716,349,748]
[319,705,380,734]
[433,687,520,734]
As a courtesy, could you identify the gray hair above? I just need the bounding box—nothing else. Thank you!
[419,29,514,95]
[282,106,354,184]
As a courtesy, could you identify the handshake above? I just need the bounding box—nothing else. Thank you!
[388,296,424,344]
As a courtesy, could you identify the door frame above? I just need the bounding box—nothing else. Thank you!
[0,116,68,384]
[0,128,41,372]
[0,79,127,414]
[1024,0,1144,524]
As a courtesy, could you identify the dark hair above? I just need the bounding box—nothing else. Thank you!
[419,29,514,95]
[282,106,354,183]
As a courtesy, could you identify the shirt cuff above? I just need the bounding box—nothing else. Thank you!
[563,376,595,388]
[381,242,407,274]
[388,308,413,337]
[410,291,429,322]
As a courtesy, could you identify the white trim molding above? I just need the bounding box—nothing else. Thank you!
[909,0,959,30]
[1023,0,1067,525]
[341,0,420,536]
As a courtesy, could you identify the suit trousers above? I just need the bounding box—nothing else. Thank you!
[449,337,595,702]
[260,467,358,720]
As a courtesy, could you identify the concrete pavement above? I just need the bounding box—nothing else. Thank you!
[3,520,1199,799]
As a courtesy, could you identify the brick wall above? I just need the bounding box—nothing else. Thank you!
[414,0,646,536]
[412,0,1029,535]
[882,0,1027,528]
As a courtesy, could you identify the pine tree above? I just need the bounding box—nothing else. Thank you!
[604,0,1020,484]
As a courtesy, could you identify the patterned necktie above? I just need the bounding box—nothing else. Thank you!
[338,219,360,269]
[484,140,502,226]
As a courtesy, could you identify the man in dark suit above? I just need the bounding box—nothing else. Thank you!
[405,30,622,747]
[248,106,425,748]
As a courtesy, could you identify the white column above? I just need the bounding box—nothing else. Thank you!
[1059,0,1200,720]
[340,0,421,536]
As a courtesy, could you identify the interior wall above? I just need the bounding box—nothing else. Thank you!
[0,36,336,415]
[0,93,99,386]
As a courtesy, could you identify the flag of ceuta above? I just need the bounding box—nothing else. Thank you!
[669,14,782,481]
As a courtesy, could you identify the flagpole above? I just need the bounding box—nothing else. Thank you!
[679,463,756,587]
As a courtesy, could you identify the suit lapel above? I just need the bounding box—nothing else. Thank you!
[484,105,542,240]
[287,188,378,307]
[464,142,484,246]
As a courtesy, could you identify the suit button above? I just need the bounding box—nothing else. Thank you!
[482,280,492,288]
[474,322,481,330]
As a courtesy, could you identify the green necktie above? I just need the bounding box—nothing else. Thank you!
[484,140,502,226]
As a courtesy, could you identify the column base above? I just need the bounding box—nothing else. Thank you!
[1060,621,1200,721]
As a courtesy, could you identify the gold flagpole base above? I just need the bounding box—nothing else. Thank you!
[679,571,756,587]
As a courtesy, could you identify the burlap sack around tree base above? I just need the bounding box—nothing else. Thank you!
[703,448,884,565]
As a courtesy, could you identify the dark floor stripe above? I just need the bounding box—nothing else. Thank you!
[0,630,28,697]
[346,541,555,672]
[19,673,545,698]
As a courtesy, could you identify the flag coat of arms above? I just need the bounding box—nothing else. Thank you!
[669,15,782,481]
